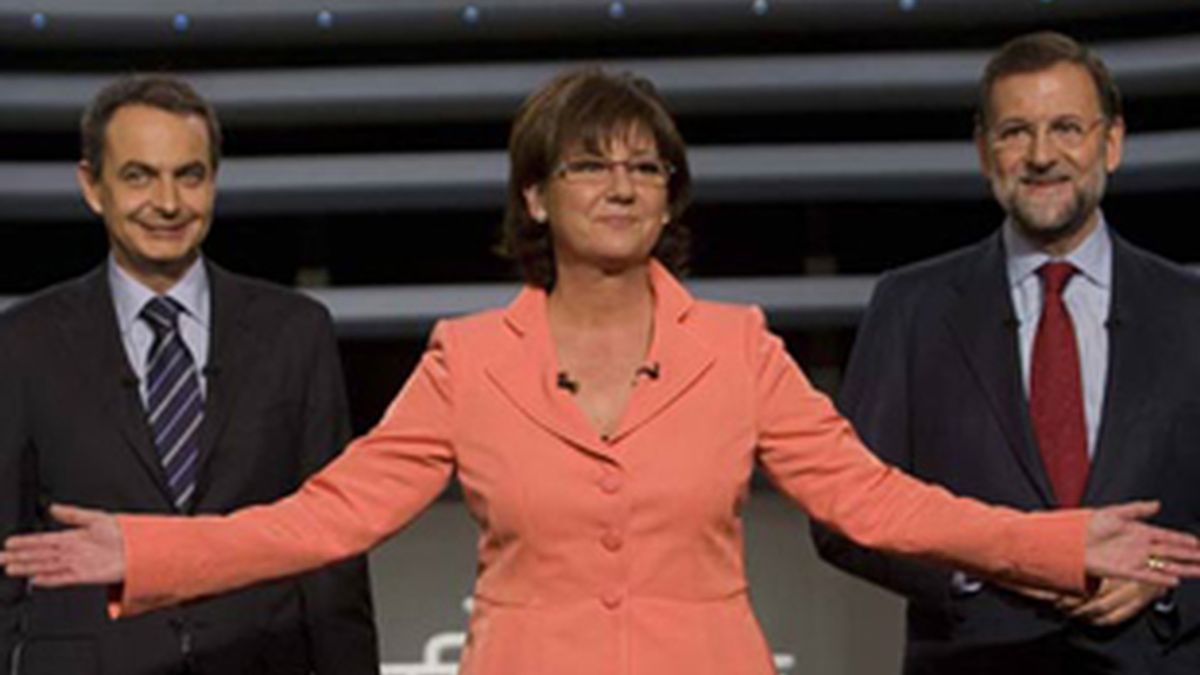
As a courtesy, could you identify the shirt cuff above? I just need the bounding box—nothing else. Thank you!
[1154,590,1176,615]
[951,570,984,596]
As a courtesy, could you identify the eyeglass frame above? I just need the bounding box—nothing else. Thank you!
[551,156,676,187]
[984,115,1112,153]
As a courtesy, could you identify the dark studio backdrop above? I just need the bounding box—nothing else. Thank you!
[2,1,1200,672]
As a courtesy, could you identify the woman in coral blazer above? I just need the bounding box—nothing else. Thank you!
[4,68,1200,675]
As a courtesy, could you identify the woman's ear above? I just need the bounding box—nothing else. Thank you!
[522,184,549,224]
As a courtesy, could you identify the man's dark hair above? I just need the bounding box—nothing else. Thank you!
[81,74,222,179]
[976,31,1122,130]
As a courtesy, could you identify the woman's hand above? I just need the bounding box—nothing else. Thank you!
[1085,501,1200,586]
[0,504,125,587]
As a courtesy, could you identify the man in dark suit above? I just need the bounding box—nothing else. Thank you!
[812,32,1200,674]
[0,75,379,674]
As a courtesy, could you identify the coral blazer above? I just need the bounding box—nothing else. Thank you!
[116,262,1088,675]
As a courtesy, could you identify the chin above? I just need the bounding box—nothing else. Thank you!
[140,249,200,269]
[1013,214,1086,245]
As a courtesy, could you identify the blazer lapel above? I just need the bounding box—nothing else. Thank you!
[485,264,716,455]
[485,286,612,458]
[609,263,715,443]
[944,235,1057,506]
[57,268,176,506]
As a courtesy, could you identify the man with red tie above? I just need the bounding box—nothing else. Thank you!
[813,31,1200,674]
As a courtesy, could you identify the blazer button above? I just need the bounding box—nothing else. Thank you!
[601,531,623,552]
[599,474,622,494]
[601,591,623,610]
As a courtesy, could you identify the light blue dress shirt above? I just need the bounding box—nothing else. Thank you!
[1004,217,1111,460]
[108,255,211,404]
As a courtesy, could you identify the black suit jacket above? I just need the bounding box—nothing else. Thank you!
[0,262,378,675]
[812,232,1200,673]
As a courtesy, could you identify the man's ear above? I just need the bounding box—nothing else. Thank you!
[974,129,995,182]
[1104,116,1126,174]
[76,161,104,216]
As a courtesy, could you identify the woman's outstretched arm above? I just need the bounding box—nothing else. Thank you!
[2,321,460,616]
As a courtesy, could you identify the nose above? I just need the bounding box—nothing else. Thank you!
[1024,126,1057,169]
[151,177,181,215]
[605,162,636,201]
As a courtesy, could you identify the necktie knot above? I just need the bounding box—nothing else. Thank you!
[141,296,185,336]
[1038,261,1077,297]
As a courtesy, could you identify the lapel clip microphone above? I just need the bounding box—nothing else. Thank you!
[635,362,661,380]
[556,371,580,394]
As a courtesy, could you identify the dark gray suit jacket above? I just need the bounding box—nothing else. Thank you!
[0,262,378,675]
[812,232,1200,674]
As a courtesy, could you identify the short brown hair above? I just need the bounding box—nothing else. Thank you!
[976,31,1122,130]
[497,67,692,289]
[81,74,222,179]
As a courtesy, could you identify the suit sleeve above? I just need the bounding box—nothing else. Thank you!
[114,321,459,618]
[1158,399,1200,647]
[747,305,1089,595]
[292,308,380,675]
[809,277,957,606]
[0,321,35,670]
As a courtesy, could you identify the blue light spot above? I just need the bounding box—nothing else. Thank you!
[899,0,916,10]
[751,0,769,16]
[172,13,190,32]
[608,1,626,20]
[316,10,334,29]
[461,4,480,24]
[30,12,47,30]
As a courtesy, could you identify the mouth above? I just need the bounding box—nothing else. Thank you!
[594,215,639,229]
[134,218,193,234]
[1019,175,1071,193]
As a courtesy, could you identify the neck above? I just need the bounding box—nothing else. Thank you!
[114,253,196,295]
[548,261,653,329]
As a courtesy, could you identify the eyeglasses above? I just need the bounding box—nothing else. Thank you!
[987,116,1108,153]
[553,157,675,187]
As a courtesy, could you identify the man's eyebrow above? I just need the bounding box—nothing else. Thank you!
[117,160,159,173]
[174,161,208,174]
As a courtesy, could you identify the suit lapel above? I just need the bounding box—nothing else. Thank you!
[57,268,176,506]
[193,263,259,500]
[944,235,1057,506]
[1084,239,1156,501]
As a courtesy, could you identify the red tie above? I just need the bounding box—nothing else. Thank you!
[1030,261,1089,507]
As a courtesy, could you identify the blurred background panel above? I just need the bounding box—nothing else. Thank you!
[3,1,1199,672]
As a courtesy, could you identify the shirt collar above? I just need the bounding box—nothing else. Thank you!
[108,255,211,333]
[1003,214,1112,290]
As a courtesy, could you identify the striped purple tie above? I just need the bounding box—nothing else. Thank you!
[141,297,203,511]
